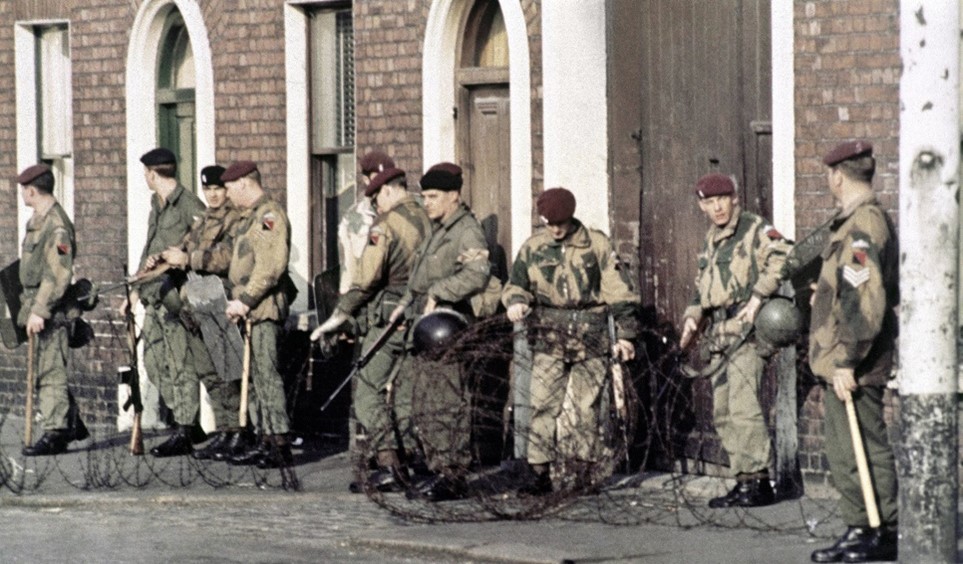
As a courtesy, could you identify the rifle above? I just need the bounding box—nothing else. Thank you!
[119,264,144,455]
[74,260,173,304]
[318,313,405,413]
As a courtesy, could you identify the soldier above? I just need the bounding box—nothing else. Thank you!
[17,164,88,456]
[502,187,639,494]
[220,160,296,469]
[311,167,431,492]
[392,162,491,502]
[158,165,246,461]
[128,148,207,457]
[679,173,791,508]
[338,151,395,296]
[809,141,898,563]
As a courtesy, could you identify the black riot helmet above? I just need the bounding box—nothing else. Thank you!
[412,308,468,356]
[754,297,803,348]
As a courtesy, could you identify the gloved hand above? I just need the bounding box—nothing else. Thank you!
[310,310,350,341]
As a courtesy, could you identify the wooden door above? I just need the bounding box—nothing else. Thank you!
[458,84,512,281]
[635,0,773,467]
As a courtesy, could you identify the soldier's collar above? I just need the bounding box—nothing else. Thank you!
[837,191,877,220]
[547,219,589,247]
[439,202,470,229]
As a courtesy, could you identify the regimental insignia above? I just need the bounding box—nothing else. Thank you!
[851,239,870,266]
[843,265,870,288]
[369,232,380,245]
[56,243,70,255]
[764,224,784,240]
[262,212,275,231]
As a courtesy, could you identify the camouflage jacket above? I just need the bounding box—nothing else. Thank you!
[502,220,640,359]
[402,203,491,318]
[338,194,431,325]
[19,201,74,323]
[228,195,292,322]
[182,203,240,276]
[683,209,791,345]
[809,193,898,386]
[139,185,206,305]
[337,198,376,295]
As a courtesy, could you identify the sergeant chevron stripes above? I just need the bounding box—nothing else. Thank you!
[843,265,870,288]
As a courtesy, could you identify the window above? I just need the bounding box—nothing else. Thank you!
[308,6,355,277]
[156,10,196,193]
[33,23,73,207]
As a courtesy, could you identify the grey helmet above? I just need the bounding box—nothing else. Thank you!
[754,297,803,348]
[412,308,468,355]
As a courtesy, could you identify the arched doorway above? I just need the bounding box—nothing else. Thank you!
[156,11,197,193]
[456,0,511,280]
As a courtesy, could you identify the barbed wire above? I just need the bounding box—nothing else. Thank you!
[0,311,844,539]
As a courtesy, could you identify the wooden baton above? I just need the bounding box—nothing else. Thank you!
[239,319,252,428]
[24,333,35,447]
[845,397,881,528]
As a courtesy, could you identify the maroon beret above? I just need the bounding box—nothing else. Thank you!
[140,147,176,166]
[537,187,577,224]
[17,164,52,186]
[420,167,463,191]
[221,160,258,182]
[365,167,406,197]
[695,173,735,198]
[822,140,873,166]
[427,161,463,177]
[360,151,395,175]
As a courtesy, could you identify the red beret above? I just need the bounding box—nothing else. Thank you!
[427,161,463,177]
[17,164,52,186]
[360,151,395,175]
[537,187,577,223]
[695,173,735,198]
[365,167,406,197]
[221,160,258,182]
[822,140,873,166]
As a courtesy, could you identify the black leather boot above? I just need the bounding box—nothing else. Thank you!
[23,430,69,456]
[709,481,743,508]
[406,473,467,502]
[229,439,270,466]
[150,426,193,457]
[518,471,553,496]
[841,525,897,563]
[709,475,775,508]
[191,431,231,460]
[811,527,873,563]
[212,429,253,462]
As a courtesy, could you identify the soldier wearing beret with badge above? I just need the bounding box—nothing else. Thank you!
[221,161,297,469]
[159,165,247,461]
[679,172,792,508]
[809,141,898,563]
[391,162,492,502]
[311,166,431,492]
[502,187,640,494]
[17,164,89,456]
[127,148,207,457]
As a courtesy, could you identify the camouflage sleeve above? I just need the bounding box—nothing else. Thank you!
[238,210,290,309]
[683,242,708,322]
[751,222,791,298]
[31,227,73,318]
[428,225,491,304]
[501,242,534,308]
[338,223,392,315]
[597,238,641,340]
[191,213,238,274]
[834,213,890,368]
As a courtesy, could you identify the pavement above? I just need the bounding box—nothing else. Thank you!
[0,419,893,563]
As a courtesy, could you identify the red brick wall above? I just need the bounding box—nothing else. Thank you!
[794,0,900,478]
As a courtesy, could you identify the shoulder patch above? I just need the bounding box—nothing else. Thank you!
[261,212,276,231]
[851,239,870,266]
[57,242,70,255]
[369,225,383,246]
[763,224,784,240]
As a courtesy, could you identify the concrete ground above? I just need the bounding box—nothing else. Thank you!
[0,419,916,563]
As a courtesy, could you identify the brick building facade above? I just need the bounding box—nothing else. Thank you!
[0,0,916,487]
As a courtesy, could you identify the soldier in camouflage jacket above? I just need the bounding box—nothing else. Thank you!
[808,141,898,563]
[160,165,245,461]
[222,161,296,469]
[17,164,87,456]
[680,173,791,508]
[502,187,639,494]
[311,167,431,492]
[131,148,208,457]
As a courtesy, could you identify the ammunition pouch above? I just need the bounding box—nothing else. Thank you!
[530,307,608,361]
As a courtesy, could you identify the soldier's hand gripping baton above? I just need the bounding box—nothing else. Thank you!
[319,312,406,413]
[239,319,252,428]
[845,397,882,528]
[24,333,35,448]
[120,264,144,455]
